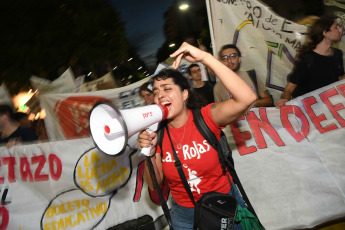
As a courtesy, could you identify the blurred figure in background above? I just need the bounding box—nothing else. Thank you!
[139,82,154,105]
[276,15,344,108]
[33,119,48,142]
[188,63,214,104]
[0,104,38,147]
[14,112,34,129]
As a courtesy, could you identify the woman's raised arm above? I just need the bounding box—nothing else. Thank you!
[170,42,256,126]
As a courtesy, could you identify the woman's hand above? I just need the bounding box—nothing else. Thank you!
[275,99,288,108]
[170,42,208,69]
[137,130,157,156]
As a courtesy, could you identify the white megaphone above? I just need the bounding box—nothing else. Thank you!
[89,101,168,156]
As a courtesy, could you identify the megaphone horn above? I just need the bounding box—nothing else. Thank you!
[89,101,168,156]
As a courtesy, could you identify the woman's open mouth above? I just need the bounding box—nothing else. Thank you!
[161,101,172,111]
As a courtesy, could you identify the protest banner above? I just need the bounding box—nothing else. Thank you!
[206,0,345,102]
[30,68,76,95]
[81,72,117,92]
[1,80,344,229]
[223,79,345,229]
[0,84,13,107]
[0,137,166,230]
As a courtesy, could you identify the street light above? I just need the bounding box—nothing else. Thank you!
[179,3,189,10]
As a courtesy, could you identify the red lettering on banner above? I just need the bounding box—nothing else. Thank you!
[0,161,3,184]
[2,157,16,183]
[280,105,310,142]
[302,96,338,133]
[247,109,285,148]
[0,154,62,183]
[337,83,345,97]
[320,88,345,127]
[229,117,257,155]
[0,206,9,230]
[20,157,34,182]
[32,155,49,181]
[49,154,62,180]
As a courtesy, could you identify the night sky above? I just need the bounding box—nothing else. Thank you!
[109,0,172,67]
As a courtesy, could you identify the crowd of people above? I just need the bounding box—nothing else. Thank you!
[0,105,48,148]
[1,14,344,229]
[137,15,344,230]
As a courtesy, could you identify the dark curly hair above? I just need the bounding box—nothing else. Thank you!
[150,68,208,109]
[297,15,338,58]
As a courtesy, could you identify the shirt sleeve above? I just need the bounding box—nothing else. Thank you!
[288,57,308,85]
[200,104,222,141]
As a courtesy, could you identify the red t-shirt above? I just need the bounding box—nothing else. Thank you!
[157,104,231,208]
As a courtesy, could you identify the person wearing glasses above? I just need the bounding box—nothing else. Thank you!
[276,15,344,108]
[214,44,273,107]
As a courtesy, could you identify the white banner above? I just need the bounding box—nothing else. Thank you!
[207,0,345,102]
[40,61,192,142]
[0,137,167,230]
[223,79,345,229]
[30,68,76,95]
[39,77,150,141]
[81,72,116,92]
[0,83,13,106]
[2,80,345,229]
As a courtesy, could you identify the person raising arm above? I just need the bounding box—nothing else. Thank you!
[138,42,256,230]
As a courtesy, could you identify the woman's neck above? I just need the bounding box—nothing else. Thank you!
[168,108,189,128]
[314,39,333,56]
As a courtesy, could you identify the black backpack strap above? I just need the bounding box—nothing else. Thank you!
[247,69,258,96]
[192,109,228,174]
[148,120,174,230]
[192,109,261,222]
[146,157,174,229]
[156,120,167,152]
[166,126,196,205]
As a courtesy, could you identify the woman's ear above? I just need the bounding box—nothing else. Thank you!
[182,89,189,103]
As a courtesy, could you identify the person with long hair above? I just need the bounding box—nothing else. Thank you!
[137,43,256,229]
[276,15,344,108]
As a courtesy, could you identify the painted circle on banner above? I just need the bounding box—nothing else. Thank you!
[41,189,112,230]
[74,147,131,197]
[53,96,110,139]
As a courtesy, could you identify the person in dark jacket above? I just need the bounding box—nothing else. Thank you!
[0,104,38,147]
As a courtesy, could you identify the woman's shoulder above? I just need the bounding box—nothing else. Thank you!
[332,48,343,57]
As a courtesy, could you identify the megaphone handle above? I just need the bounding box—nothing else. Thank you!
[140,129,154,157]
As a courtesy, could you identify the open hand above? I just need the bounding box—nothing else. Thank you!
[170,42,208,69]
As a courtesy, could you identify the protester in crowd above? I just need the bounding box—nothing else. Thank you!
[276,15,344,108]
[214,44,273,108]
[188,63,215,104]
[33,119,48,142]
[138,43,256,229]
[14,112,34,129]
[139,82,154,105]
[0,104,38,147]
